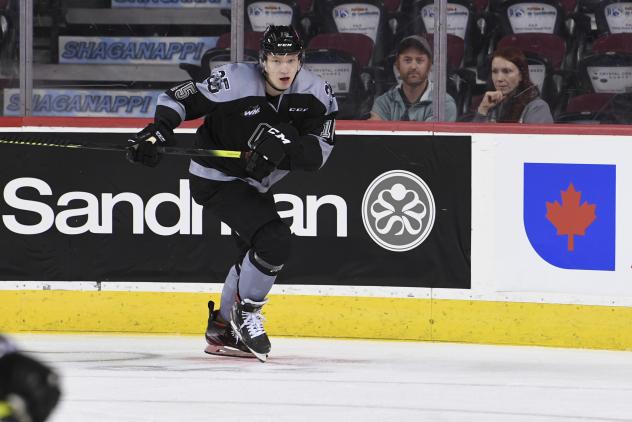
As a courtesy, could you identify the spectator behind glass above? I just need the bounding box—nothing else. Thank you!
[369,35,457,122]
[475,47,553,123]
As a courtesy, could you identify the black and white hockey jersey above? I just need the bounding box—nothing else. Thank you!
[155,63,338,192]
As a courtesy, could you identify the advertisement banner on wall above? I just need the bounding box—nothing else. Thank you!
[3,89,162,117]
[247,2,293,31]
[507,3,557,34]
[59,36,218,65]
[111,0,231,8]
[493,134,632,296]
[332,4,381,42]
[303,63,352,94]
[0,132,471,288]
[421,3,469,39]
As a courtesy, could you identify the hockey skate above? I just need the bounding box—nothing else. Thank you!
[230,298,271,362]
[204,301,254,359]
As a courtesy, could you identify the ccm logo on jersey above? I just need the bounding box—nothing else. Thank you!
[289,107,308,112]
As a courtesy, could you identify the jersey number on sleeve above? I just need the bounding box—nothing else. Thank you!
[320,119,335,142]
[172,81,198,100]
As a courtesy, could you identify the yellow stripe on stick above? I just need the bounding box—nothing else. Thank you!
[211,149,242,158]
[0,139,79,148]
[0,402,13,418]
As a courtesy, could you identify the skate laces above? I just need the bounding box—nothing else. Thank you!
[239,308,266,338]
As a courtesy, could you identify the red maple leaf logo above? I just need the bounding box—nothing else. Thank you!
[545,183,597,251]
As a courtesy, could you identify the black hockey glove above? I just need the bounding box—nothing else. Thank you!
[126,122,175,167]
[245,123,298,181]
[0,338,61,422]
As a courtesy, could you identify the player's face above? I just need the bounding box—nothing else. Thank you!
[395,47,431,88]
[491,57,522,96]
[263,53,301,94]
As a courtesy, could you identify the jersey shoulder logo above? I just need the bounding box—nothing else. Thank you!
[324,81,336,107]
[207,69,231,94]
[324,81,335,98]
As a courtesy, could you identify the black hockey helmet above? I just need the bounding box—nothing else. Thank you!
[259,25,304,62]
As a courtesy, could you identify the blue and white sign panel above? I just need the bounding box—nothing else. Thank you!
[247,2,293,31]
[605,2,632,33]
[332,4,381,42]
[507,3,557,34]
[421,3,469,40]
[59,36,218,65]
[111,0,231,8]
[493,133,632,296]
[3,89,163,117]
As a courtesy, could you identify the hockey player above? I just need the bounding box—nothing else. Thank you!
[127,26,338,362]
[0,336,61,422]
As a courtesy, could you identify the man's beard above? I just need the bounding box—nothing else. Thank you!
[403,73,426,87]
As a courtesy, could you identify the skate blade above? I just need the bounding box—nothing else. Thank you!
[204,344,257,359]
[250,350,268,363]
[229,321,269,363]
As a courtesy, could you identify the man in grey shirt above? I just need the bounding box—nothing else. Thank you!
[369,35,457,122]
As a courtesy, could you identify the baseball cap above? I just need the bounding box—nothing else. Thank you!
[397,35,433,60]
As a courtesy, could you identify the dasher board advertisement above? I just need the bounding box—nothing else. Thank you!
[0,132,471,288]
[494,134,632,296]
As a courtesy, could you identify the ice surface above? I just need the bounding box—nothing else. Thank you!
[9,334,632,422]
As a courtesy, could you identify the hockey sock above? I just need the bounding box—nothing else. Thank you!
[219,265,239,322]
[237,250,277,302]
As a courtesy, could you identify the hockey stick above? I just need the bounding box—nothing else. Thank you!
[0,137,243,158]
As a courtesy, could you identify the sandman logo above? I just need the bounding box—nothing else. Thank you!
[361,170,435,252]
